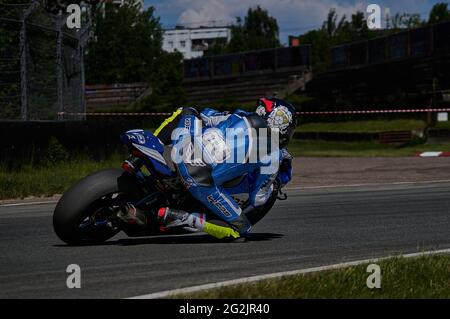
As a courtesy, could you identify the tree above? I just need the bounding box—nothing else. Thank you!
[40,0,101,15]
[298,29,330,73]
[84,0,184,109]
[148,50,185,109]
[349,11,371,40]
[298,9,373,73]
[391,13,403,29]
[327,10,372,42]
[323,9,345,37]
[391,13,423,29]
[402,13,423,28]
[85,0,164,84]
[428,2,450,24]
[226,6,280,53]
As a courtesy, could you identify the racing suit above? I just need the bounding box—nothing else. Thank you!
[154,107,293,239]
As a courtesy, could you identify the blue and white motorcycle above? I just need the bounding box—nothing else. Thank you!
[53,129,281,245]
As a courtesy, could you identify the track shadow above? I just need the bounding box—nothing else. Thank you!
[53,232,283,247]
[117,232,284,246]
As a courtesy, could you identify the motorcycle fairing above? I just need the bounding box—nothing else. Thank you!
[121,129,173,176]
[223,174,251,207]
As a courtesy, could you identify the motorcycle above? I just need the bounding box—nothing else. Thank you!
[53,129,283,245]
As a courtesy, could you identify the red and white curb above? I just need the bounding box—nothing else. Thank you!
[416,151,450,157]
[126,248,450,299]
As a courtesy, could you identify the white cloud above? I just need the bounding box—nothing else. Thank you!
[173,0,366,37]
[178,0,233,27]
[150,0,437,42]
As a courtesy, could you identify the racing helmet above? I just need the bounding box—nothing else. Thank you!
[255,97,297,148]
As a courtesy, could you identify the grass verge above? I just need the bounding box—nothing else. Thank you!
[297,119,427,133]
[288,140,450,157]
[435,121,450,130]
[0,154,122,200]
[173,255,450,299]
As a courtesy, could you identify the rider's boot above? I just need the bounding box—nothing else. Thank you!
[117,203,147,226]
[157,207,240,239]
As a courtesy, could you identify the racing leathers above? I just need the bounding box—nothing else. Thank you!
[154,107,293,239]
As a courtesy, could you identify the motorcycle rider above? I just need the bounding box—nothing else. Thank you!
[119,97,296,239]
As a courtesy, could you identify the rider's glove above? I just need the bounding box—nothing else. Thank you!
[278,149,293,187]
[278,159,292,186]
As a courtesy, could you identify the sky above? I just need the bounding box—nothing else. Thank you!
[144,0,445,44]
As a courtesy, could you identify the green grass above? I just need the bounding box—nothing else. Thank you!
[297,119,427,133]
[0,154,122,200]
[288,140,450,157]
[435,121,450,130]
[174,255,450,299]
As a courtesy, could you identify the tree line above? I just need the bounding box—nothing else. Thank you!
[297,2,450,72]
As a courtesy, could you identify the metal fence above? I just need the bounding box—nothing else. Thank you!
[0,0,90,120]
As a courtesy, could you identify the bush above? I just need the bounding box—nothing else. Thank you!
[46,136,69,165]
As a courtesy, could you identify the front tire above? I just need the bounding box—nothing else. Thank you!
[53,168,143,245]
[245,188,278,225]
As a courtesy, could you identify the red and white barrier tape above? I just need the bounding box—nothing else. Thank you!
[57,108,450,117]
[57,112,172,116]
[297,108,450,115]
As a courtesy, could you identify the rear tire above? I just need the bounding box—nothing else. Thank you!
[53,168,143,245]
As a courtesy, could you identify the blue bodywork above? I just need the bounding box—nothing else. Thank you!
[120,129,173,176]
[120,128,253,200]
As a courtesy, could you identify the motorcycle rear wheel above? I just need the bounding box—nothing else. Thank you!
[53,168,143,245]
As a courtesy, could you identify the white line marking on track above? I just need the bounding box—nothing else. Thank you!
[127,248,450,299]
[286,179,450,190]
[0,200,59,207]
[2,180,450,207]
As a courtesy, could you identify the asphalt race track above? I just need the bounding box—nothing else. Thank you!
[0,182,449,298]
